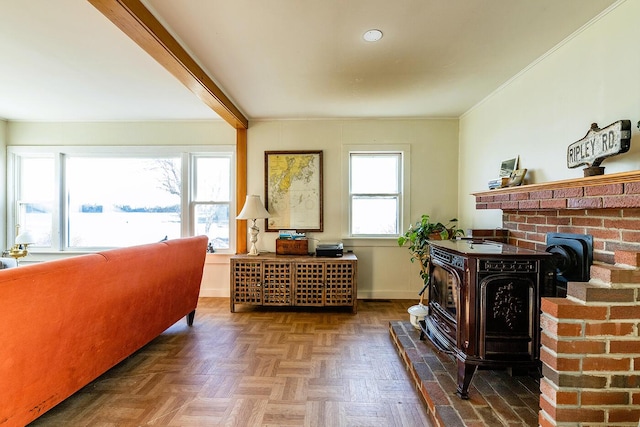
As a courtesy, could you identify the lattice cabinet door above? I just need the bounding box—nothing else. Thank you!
[294,262,325,306]
[325,261,356,311]
[262,261,293,306]
[231,259,263,312]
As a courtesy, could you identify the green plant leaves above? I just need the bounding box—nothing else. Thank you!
[398,215,462,288]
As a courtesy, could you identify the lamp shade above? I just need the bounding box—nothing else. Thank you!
[236,195,271,220]
[15,230,35,245]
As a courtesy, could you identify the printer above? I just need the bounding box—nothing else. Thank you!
[315,242,343,257]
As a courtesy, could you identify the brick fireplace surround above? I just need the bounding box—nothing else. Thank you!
[474,170,640,427]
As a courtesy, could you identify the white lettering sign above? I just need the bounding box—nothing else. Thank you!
[567,121,631,169]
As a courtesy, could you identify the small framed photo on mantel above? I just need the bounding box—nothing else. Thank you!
[507,168,527,187]
[499,157,518,178]
[489,156,519,189]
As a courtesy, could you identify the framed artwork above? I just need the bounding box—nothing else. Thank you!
[264,150,323,232]
[499,157,518,177]
[507,168,527,187]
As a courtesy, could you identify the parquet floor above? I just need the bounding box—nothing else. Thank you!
[29,298,432,427]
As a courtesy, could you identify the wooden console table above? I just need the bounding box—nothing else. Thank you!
[230,253,357,313]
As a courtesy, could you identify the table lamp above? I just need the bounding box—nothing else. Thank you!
[236,195,271,256]
[8,225,35,264]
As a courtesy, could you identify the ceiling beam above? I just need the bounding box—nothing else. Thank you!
[88,0,248,129]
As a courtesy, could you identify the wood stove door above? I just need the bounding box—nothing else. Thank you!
[427,260,462,349]
[479,273,537,361]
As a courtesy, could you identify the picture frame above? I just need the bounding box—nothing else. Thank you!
[507,168,527,187]
[499,156,519,178]
[264,150,323,232]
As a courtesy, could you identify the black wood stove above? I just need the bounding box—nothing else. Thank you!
[419,239,552,399]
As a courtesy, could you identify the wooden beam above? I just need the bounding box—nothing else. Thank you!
[236,128,248,254]
[88,0,248,129]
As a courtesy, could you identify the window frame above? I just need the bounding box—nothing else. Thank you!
[189,152,234,249]
[7,145,236,255]
[342,144,411,240]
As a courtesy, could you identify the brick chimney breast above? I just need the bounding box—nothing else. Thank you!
[473,171,640,426]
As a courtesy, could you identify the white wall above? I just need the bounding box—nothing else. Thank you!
[6,118,459,300]
[7,120,235,146]
[247,119,459,299]
[459,0,640,229]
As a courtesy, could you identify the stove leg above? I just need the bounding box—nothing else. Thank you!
[418,320,426,341]
[456,360,477,399]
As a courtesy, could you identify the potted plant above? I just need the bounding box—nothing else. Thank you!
[398,215,462,286]
[398,215,462,328]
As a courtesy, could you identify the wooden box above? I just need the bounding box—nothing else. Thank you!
[276,238,309,255]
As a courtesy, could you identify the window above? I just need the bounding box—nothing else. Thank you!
[15,155,55,247]
[66,156,182,247]
[345,145,410,238]
[8,146,235,253]
[192,155,232,249]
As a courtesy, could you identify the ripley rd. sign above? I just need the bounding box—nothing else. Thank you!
[567,120,631,171]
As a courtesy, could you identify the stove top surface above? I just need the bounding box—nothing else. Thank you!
[430,239,550,257]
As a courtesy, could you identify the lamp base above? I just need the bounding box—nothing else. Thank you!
[8,246,28,260]
[246,220,262,256]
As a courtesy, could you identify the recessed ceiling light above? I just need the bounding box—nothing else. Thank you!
[363,29,383,42]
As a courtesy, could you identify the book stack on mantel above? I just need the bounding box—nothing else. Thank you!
[488,176,509,190]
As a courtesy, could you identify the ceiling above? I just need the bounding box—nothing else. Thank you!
[0,0,618,124]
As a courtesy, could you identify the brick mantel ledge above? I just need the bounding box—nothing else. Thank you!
[473,170,640,211]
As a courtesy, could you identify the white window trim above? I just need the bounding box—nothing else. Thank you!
[7,145,236,256]
[341,144,411,243]
[189,151,234,241]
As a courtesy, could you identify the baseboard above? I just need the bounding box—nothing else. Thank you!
[199,289,229,297]
[358,290,420,300]
[199,289,420,300]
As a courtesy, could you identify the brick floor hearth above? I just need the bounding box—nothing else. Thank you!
[389,321,541,427]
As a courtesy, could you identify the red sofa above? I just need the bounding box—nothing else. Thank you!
[0,236,208,427]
